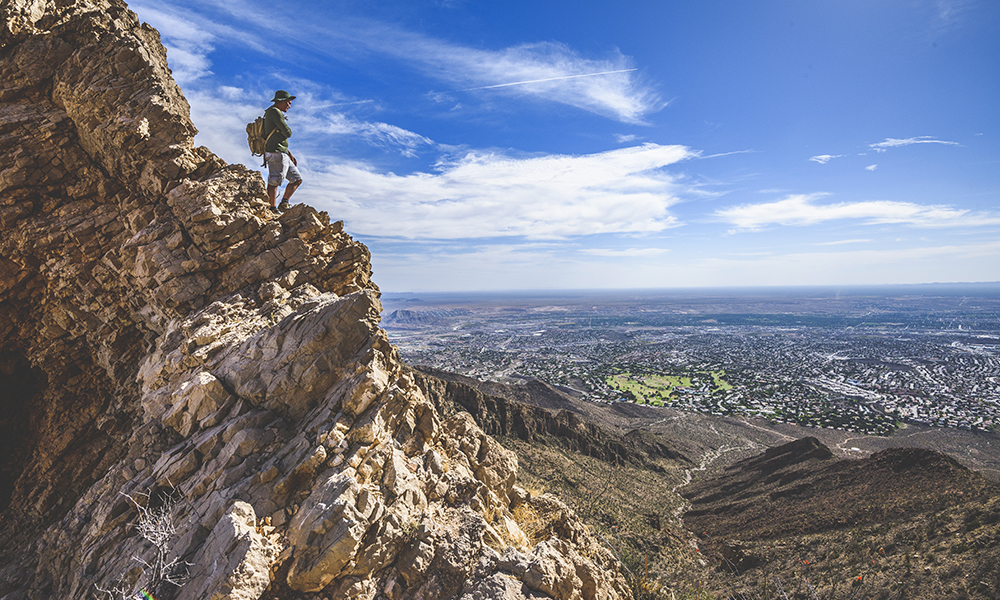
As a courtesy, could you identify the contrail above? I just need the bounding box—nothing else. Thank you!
[462,68,637,91]
[328,99,375,107]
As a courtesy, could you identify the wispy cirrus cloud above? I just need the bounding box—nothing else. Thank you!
[462,68,637,91]
[580,248,671,257]
[302,143,694,239]
[715,193,1000,232]
[322,114,433,157]
[869,136,960,153]
[813,239,871,246]
[133,0,661,124]
[382,40,660,123]
[865,164,878,171]
[809,154,842,164]
[130,4,217,84]
[934,0,974,30]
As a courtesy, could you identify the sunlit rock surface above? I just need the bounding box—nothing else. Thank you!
[0,1,630,598]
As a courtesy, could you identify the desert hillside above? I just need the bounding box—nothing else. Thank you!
[413,366,1000,600]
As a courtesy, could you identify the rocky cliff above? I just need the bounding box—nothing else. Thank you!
[0,1,630,598]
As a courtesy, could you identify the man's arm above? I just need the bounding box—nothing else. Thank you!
[264,107,293,138]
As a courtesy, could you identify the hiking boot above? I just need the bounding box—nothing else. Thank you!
[278,199,291,212]
[268,205,280,215]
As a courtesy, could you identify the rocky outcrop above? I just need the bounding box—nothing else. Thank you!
[413,366,688,469]
[0,1,630,599]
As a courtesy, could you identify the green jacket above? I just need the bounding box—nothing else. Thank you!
[263,105,292,153]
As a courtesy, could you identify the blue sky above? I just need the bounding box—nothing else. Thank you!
[129,0,1000,292]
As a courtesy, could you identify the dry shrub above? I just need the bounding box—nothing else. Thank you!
[512,498,570,546]
[513,501,545,545]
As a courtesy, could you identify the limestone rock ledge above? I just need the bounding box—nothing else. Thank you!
[0,1,631,599]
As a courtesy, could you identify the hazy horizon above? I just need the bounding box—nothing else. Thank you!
[382,281,1000,299]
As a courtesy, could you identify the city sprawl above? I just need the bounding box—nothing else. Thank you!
[382,286,1000,435]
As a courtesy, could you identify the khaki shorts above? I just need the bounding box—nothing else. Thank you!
[265,152,303,187]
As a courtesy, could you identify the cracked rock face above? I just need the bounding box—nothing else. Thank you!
[0,1,630,599]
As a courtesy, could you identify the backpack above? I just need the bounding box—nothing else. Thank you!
[246,116,276,157]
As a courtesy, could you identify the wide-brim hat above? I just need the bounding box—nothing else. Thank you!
[271,90,296,103]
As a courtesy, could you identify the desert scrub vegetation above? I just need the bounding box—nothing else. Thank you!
[621,552,670,600]
[511,498,548,545]
[500,435,696,557]
[96,486,188,600]
[689,519,1000,600]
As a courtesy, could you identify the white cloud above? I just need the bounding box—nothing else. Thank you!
[615,134,640,144]
[131,1,278,84]
[809,154,841,164]
[580,248,671,257]
[134,0,276,55]
[376,39,661,123]
[161,46,214,84]
[218,86,246,100]
[134,1,661,124]
[869,136,960,150]
[131,4,216,83]
[322,114,433,157]
[184,88,267,169]
[865,164,878,171]
[715,194,1000,231]
[694,240,1000,287]
[934,0,973,29]
[303,143,694,239]
[464,68,637,91]
[814,239,871,246]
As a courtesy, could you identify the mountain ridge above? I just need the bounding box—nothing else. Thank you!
[681,437,1000,598]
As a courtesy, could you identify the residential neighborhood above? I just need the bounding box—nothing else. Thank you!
[382,288,1000,435]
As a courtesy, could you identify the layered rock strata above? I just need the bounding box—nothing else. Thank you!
[0,1,630,599]
[412,366,689,469]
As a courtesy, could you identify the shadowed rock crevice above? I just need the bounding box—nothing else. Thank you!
[0,351,46,512]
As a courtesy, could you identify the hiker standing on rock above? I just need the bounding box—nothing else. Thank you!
[263,90,303,214]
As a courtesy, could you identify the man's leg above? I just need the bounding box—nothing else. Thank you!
[265,152,288,210]
[278,162,303,210]
[281,179,302,201]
